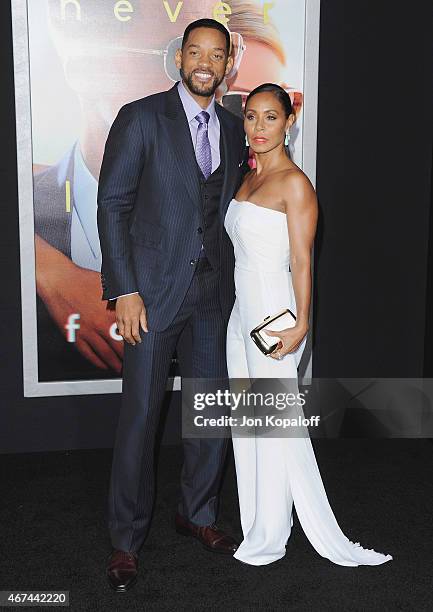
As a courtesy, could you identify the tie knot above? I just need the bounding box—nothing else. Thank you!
[195,111,210,126]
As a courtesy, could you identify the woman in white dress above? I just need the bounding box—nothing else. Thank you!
[224,83,392,567]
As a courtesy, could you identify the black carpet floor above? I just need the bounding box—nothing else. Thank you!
[1,440,432,611]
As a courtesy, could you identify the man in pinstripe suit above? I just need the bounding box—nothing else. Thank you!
[97,19,249,591]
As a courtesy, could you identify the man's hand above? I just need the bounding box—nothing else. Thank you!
[36,235,124,372]
[115,294,148,345]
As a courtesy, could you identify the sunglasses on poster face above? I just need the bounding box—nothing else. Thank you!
[223,88,300,109]
[220,88,302,122]
[89,32,246,82]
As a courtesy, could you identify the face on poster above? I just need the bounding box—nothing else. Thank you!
[19,0,312,393]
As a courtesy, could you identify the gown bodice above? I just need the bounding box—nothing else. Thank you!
[224,199,290,273]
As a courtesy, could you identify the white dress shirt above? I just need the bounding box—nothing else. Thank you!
[71,144,102,272]
[177,79,220,172]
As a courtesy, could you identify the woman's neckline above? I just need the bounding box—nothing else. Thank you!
[233,199,287,216]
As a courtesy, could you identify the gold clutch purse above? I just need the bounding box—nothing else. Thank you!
[250,308,297,355]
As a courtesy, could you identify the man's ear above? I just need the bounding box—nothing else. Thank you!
[175,48,182,70]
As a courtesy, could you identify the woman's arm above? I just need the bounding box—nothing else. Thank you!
[284,171,318,328]
[266,170,318,358]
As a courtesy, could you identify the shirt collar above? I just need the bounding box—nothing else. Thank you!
[72,144,101,259]
[177,80,217,125]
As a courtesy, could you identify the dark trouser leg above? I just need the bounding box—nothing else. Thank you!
[108,257,230,550]
[176,259,230,526]
[108,327,179,553]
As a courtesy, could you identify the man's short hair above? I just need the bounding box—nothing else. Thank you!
[182,18,231,54]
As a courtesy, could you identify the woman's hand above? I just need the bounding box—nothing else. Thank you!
[265,323,309,360]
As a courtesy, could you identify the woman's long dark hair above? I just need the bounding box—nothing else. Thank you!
[245,83,294,158]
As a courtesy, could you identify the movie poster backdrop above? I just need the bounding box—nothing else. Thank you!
[12,0,320,395]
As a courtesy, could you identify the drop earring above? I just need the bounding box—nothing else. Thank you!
[284,131,290,146]
[245,134,249,147]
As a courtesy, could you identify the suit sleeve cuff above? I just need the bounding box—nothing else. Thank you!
[109,292,139,301]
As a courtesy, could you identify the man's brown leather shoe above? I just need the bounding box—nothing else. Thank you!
[175,513,239,555]
[106,550,138,592]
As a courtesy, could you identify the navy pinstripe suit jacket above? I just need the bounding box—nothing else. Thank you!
[97,84,248,331]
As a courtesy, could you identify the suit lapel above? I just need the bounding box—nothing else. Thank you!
[159,85,201,207]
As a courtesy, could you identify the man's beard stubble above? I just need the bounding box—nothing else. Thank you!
[180,67,224,97]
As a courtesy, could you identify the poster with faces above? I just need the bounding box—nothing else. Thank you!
[13,0,318,395]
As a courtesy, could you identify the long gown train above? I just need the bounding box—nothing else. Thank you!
[224,199,392,566]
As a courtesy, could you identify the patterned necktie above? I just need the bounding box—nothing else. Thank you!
[195,111,212,180]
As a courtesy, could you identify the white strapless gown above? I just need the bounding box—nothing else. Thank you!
[224,199,393,566]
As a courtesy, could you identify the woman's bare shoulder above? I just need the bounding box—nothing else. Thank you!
[280,166,315,195]
[278,166,317,212]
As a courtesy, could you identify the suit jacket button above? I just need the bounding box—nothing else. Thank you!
[197,227,203,234]
[190,259,196,266]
